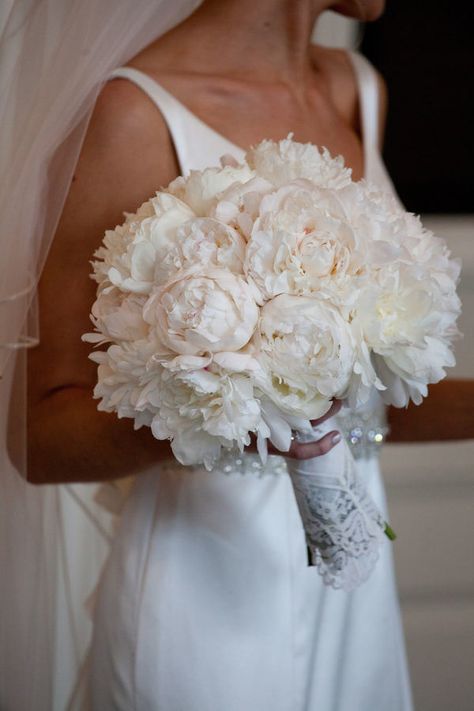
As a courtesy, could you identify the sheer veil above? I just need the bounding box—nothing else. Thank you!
[0,3,356,708]
[0,2,199,708]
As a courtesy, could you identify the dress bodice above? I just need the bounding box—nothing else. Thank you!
[109,51,398,460]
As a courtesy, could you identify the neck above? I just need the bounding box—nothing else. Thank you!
[157,0,334,85]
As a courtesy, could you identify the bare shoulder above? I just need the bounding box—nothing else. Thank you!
[69,78,179,223]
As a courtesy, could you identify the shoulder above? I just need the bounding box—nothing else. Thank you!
[50,75,182,291]
[70,77,179,221]
[90,77,171,151]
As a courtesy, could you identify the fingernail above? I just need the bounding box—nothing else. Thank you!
[331,433,342,445]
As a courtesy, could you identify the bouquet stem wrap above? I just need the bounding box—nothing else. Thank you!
[286,418,390,591]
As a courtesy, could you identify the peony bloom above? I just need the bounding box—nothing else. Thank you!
[146,357,268,470]
[245,183,370,307]
[167,163,255,216]
[92,192,195,295]
[250,294,355,420]
[143,267,260,356]
[155,218,246,284]
[83,289,148,344]
[354,267,460,406]
[212,175,273,240]
[88,338,162,429]
[246,134,352,189]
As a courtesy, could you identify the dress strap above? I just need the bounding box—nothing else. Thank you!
[347,51,380,175]
[108,66,197,174]
[347,52,399,196]
[109,66,190,166]
[108,67,244,175]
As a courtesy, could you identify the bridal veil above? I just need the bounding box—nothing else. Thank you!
[0,2,199,708]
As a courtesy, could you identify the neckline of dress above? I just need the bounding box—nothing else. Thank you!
[126,66,245,157]
[123,49,372,180]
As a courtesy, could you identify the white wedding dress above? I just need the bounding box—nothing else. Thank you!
[89,52,413,711]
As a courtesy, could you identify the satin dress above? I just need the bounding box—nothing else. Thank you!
[89,52,413,711]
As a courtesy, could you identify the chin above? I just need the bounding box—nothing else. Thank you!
[330,0,386,22]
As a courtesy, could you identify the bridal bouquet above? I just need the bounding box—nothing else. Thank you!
[84,136,461,590]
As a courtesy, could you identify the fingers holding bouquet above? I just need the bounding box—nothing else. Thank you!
[262,399,343,460]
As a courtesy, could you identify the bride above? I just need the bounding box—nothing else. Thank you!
[1,0,420,709]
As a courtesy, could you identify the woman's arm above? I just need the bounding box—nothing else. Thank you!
[27,79,182,484]
[387,379,474,442]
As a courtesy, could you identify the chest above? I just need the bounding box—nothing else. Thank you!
[211,90,364,179]
[150,74,365,181]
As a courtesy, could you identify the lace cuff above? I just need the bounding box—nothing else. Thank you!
[286,417,390,591]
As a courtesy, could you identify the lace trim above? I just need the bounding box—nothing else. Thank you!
[288,459,385,591]
[286,418,387,591]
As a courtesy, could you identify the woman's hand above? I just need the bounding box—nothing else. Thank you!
[247,400,343,460]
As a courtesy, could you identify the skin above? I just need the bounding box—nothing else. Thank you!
[25,0,472,484]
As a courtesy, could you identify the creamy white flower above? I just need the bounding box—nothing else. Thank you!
[89,339,162,428]
[92,192,195,294]
[246,135,352,189]
[354,267,460,406]
[149,362,268,470]
[167,164,255,216]
[92,223,135,289]
[212,176,273,240]
[250,294,355,419]
[143,267,259,355]
[155,218,246,283]
[82,288,148,344]
[245,183,370,306]
[344,183,459,290]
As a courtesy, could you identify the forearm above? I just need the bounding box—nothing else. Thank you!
[27,386,173,484]
[387,379,474,442]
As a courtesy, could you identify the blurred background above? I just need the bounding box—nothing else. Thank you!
[316,6,474,710]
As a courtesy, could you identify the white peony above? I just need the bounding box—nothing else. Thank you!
[155,218,246,284]
[91,198,157,288]
[245,183,370,306]
[250,294,355,419]
[146,358,268,470]
[84,289,149,344]
[354,267,460,406]
[167,163,255,216]
[92,192,195,294]
[212,176,273,240]
[143,267,259,356]
[246,135,352,189]
[88,338,162,428]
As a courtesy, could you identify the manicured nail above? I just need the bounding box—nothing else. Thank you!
[332,433,342,445]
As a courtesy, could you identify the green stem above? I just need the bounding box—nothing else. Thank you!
[384,522,397,541]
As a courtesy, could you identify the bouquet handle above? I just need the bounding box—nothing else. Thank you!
[286,417,394,591]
